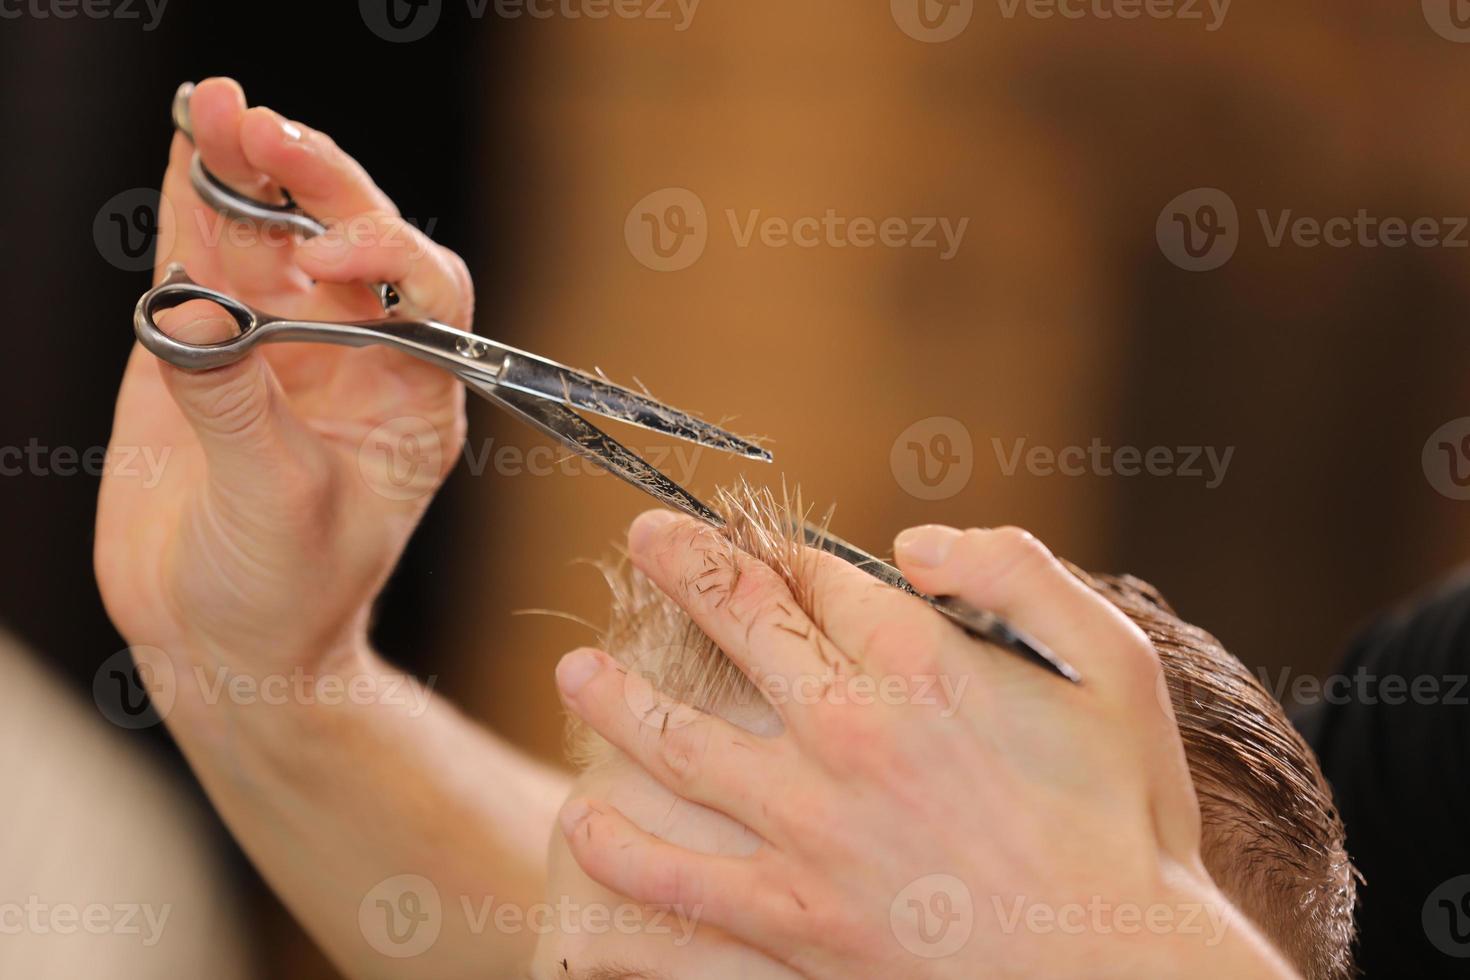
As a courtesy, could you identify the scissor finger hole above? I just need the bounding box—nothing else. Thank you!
[152,297,248,345]
[143,288,256,349]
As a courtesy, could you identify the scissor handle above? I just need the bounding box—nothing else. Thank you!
[134,265,265,371]
[172,82,398,312]
[135,263,507,380]
[188,154,327,240]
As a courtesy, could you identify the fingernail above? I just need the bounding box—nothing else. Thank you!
[280,117,303,141]
[560,799,591,833]
[556,649,603,697]
[895,525,962,568]
[628,509,679,554]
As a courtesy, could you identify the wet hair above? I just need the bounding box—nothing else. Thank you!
[567,484,1358,980]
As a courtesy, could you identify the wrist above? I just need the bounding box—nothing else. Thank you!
[154,630,390,762]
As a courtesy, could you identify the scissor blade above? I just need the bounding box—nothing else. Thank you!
[494,353,772,462]
[473,382,725,526]
[798,522,1083,684]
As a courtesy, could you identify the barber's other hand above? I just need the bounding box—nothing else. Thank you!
[554,517,1301,979]
[96,77,472,683]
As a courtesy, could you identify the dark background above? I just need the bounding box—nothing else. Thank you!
[3,1,1470,976]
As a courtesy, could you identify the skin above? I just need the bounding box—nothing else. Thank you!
[530,760,799,979]
[546,515,1306,979]
[96,77,1302,979]
[95,77,568,978]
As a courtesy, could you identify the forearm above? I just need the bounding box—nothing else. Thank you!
[158,642,568,979]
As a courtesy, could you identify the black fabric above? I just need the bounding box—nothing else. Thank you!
[1297,573,1470,977]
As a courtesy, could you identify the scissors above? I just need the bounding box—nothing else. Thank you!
[134,82,1081,685]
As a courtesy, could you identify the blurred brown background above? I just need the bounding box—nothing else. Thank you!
[3,0,1470,976]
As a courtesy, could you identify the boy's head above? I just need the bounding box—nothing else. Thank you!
[540,486,1358,980]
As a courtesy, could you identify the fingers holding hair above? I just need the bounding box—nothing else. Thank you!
[893,525,1161,701]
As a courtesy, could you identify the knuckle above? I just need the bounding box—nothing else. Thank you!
[655,727,703,788]
[985,525,1052,567]
[954,526,1056,593]
[307,129,348,164]
[1116,632,1164,688]
[810,703,892,777]
[858,611,943,675]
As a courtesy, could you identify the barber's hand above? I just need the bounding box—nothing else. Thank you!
[554,516,1300,978]
[96,77,471,680]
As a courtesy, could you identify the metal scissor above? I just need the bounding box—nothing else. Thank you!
[134,82,1081,685]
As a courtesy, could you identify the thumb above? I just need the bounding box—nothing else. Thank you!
[156,310,317,507]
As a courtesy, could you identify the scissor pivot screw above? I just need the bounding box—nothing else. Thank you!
[456,337,490,359]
